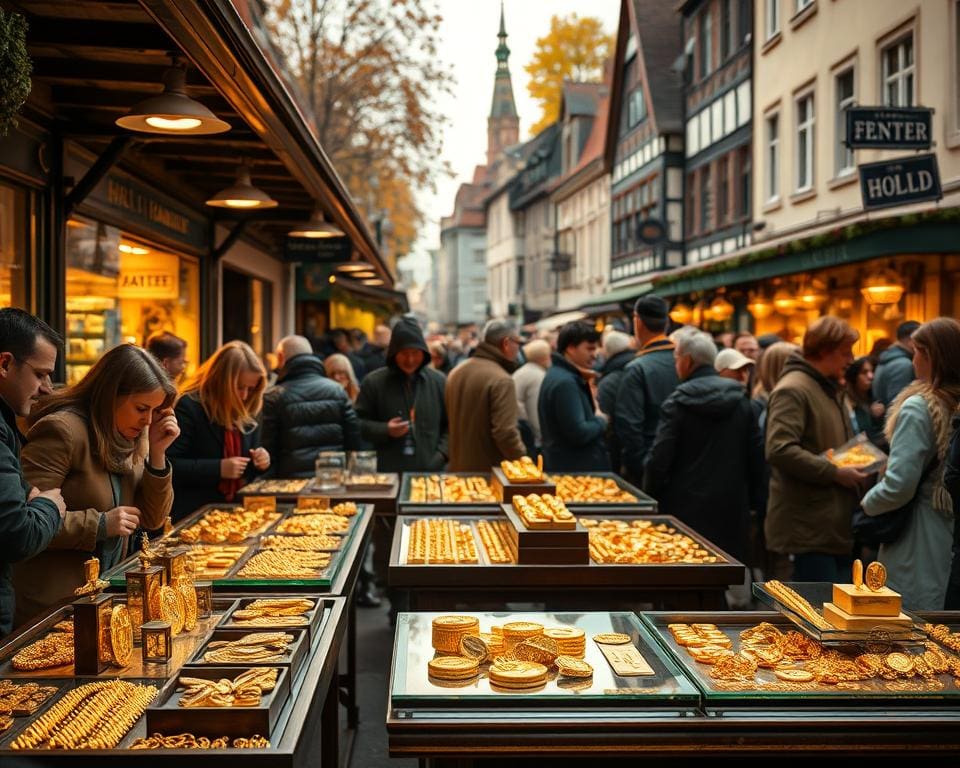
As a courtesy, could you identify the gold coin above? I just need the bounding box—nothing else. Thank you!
[427,655,479,680]
[852,558,863,588]
[865,561,887,591]
[109,604,133,667]
[886,652,913,674]
[555,656,593,678]
[502,621,544,636]
[592,632,631,645]
[690,646,733,665]
[159,585,184,635]
[176,580,199,632]
[544,627,585,641]
[514,636,559,665]
[774,668,814,682]
[432,615,479,629]
[488,659,547,687]
[459,635,490,661]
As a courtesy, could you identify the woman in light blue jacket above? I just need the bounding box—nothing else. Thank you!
[861,318,960,610]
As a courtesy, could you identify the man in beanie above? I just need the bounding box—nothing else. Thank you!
[614,295,679,483]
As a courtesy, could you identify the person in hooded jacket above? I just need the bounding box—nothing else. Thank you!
[596,330,634,474]
[261,335,362,478]
[539,322,611,471]
[764,317,868,582]
[643,329,763,564]
[355,317,448,472]
[873,320,920,407]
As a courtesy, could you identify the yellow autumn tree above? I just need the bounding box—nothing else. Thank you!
[525,14,612,136]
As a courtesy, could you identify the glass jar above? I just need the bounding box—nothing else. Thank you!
[315,450,346,491]
[349,450,377,477]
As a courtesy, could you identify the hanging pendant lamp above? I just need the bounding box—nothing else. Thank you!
[288,209,345,238]
[116,61,230,135]
[206,164,277,210]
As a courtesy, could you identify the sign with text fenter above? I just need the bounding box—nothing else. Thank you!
[845,107,932,150]
[858,153,942,212]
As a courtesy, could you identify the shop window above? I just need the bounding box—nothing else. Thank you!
[0,183,27,309]
[738,146,752,219]
[720,0,733,62]
[882,34,914,107]
[700,164,712,233]
[765,0,780,41]
[65,217,200,385]
[835,68,856,176]
[222,266,273,359]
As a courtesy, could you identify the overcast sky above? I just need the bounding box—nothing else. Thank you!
[400,0,620,283]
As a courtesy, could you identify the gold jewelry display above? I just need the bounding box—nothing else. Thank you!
[232,598,314,623]
[261,534,342,551]
[130,732,271,749]
[500,455,545,483]
[242,478,309,494]
[73,557,108,598]
[0,681,58,716]
[179,507,279,545]
[237,550,331,579]
[475,519,515,563]
[582,518,721,564]
[109,604,133,667]
[202,632,294,664]
[11,623,74,671]
[409,474,496,503]
[159,585,185,635]
[512,494,575,529]
[275,514,350,535]
[406,518,478,564]
[548,475,638,503]
[762,581,833,630]
[181,545,248,579]
[178,667,278,708]
[174,577,199,631]
[10,680,157,750]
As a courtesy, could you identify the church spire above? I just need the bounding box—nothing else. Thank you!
[487,1,519,165]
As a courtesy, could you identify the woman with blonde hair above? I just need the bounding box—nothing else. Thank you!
[861,317,960,609]
[324,353,360,403]
[168,340,270,520]
[14,344,179,623]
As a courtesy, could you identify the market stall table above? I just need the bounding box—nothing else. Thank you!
[103,502,373,734]
[0,595,348,766]
[386,610,960,766]
[388,514,745,610]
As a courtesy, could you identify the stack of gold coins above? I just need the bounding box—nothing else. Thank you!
[544,627,586,658]
[513,635,559,666]
[427,655,480,682]
[431,615,479,653]
[501,621,544,654]
[476,632,505,658]
[488,659,548,690]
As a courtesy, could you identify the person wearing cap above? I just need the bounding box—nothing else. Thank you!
[644,329,763,599]
[716,348,755,388]
[614,295,680,483]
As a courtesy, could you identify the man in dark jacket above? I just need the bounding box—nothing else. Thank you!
[644,328,763,570]
[873,320,919,406]
[615,295,679,483]
[596,330,634,473]
[539,322,610,471]
[330,328,368,382]
[355,317,448,472]
[261,335,362,477]
[351,326,389,375]
[0,309,66,637]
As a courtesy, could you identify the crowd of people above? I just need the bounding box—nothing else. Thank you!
[1,300,959,639]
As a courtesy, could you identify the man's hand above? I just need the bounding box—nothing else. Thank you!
[105,505,141,537]
[387,417,410,438]
[28,486,40,501]
[835,466,869,490]
[249,447,271,471]
[221,456,250,479]
[35,488,66,519]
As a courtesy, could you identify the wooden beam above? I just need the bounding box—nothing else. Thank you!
[27,18,174,51]
[64,134,132,217]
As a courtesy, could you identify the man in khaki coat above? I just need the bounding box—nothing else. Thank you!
[764,316,869,583]
[446,320,526,471]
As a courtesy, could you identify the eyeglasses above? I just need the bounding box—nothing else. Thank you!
[506,337,523,346]
[16,358,54,386]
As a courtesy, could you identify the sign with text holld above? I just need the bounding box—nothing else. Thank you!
[858,153,942,212]
[845,107,933,150]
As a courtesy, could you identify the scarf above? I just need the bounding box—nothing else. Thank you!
[217,428,243,502]
[885,382,960,516]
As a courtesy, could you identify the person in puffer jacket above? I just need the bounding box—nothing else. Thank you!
[261,335,362,477]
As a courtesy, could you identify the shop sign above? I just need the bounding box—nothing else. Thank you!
[845,107,932,150]
[118,252,180,300]
[858,153,942,212]
[283,236,352,263]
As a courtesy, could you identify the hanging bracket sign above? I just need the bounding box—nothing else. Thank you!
[845,107,933,150]
[858,153,942,211]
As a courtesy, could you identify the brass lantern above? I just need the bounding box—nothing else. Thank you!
[861,267,905,305]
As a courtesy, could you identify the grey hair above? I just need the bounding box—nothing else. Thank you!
[676,329,718,368]
[603,330,632,357]
[483,319,517,345]
[278,334,313,359]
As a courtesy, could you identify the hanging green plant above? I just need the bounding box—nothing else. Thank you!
[0,8,32,137]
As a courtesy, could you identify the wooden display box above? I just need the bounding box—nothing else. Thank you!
[146,665,290,739]
[822,602,913,630]
[219,596,324,641]
[501,505,589,565]
[490,466,555,503]
[188,627,309,682]
[832,584,902,617]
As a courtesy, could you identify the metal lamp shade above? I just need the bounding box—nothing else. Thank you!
[206,166,278,209]
[289,210,345,238]
[116,66,230,135]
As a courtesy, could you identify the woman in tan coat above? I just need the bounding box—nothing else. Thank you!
[13,345,178,624]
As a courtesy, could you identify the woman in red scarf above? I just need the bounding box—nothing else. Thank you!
[168,341,271,521]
